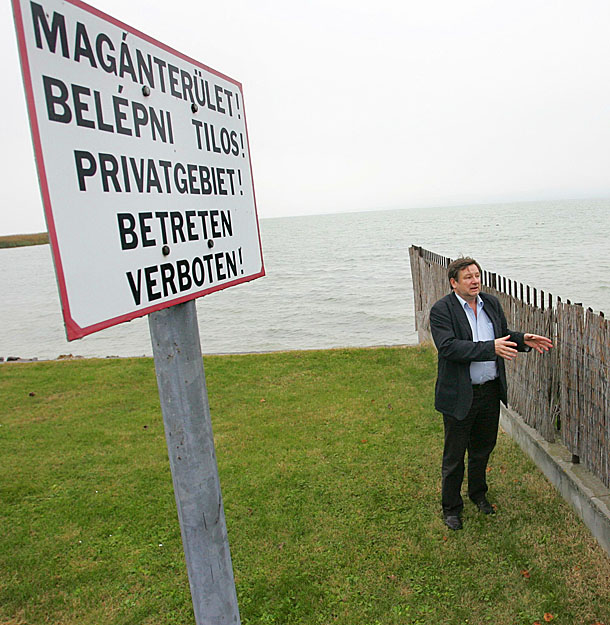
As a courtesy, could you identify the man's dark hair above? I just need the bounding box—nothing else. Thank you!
[447,257,482,285]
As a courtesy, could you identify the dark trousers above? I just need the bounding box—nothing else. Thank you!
[441,379,501,516]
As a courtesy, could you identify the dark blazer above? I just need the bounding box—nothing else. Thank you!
[429,291,529,420]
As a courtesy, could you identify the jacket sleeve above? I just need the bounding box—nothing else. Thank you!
[430,300,497,363]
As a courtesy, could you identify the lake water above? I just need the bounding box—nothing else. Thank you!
[1,199,609,360]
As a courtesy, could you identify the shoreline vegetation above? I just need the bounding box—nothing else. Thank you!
[0,232,49,248]
[1,346,609,624]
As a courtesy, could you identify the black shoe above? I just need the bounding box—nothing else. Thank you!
[474,498,495,515]
[443,515,463,530]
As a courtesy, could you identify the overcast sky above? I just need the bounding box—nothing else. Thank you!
[3,0,610,235]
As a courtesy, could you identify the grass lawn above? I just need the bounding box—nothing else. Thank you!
[1,346,608,625]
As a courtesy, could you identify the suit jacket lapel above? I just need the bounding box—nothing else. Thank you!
[480,293,501,338]
[449,292,473,340]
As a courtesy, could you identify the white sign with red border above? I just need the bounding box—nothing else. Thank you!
[12,0,265,340]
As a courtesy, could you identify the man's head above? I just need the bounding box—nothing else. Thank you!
[447,257,482,302]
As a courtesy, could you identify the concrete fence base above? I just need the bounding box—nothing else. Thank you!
[500,405,610,557]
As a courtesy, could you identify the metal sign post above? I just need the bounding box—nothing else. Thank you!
[149,299,240,625]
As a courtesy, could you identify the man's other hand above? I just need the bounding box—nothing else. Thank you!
[524,333,554,354]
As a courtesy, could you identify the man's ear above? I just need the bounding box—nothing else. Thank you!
[449,278,457,290]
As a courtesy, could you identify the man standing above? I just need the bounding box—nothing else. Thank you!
[430,257,553,531]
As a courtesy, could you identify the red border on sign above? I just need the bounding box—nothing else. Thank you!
[11,0,265,341]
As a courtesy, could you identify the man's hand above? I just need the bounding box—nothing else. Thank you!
[495,335,518,360]
[524,333,554,354]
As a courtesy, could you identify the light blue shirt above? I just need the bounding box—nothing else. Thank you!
[454,293,498,385]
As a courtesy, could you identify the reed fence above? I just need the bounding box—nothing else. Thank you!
[409,245,610,488]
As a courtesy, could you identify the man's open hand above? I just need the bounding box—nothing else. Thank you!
[524,333,554,354]
[494,335,518,360]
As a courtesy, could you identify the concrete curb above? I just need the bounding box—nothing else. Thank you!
[500,405,610,557]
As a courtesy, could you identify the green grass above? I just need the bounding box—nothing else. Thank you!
[1,347,608,625]
[0,232,49,248]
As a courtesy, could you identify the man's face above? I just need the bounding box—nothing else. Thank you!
[450,264,481,302]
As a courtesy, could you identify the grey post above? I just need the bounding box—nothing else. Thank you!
[148,299,240,624]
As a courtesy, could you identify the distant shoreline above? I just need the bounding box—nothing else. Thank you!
[0,232,49,249]
[0,344,413,364]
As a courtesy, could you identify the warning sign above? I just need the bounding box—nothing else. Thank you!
[12,0,265,340]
